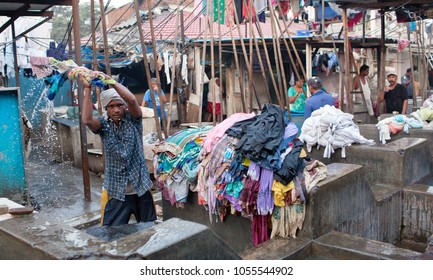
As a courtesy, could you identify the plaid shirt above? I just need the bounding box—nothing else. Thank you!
[96,112,152,201]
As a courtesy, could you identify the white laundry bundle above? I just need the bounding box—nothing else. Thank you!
[300,105,375,158]
[376,115,424,144]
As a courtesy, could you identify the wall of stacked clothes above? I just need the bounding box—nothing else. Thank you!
[153,104,328,246]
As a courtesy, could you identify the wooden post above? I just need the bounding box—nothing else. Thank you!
[210,1,216,125]
[270,1,302,85]
[342,8,352,113]
[198,2,211,127]
[218,1,224,119]
[11,22,19,87]
[276,2,307,80]
[91,0,105,170]
[98,0,111,76]
[72,0,91,201]
[407,23,416,107]
[146,0,168,135]
[270,12,284,106]
[133,0,164,140]
[232,3,271,105]
[166,1,181,135]
[227,1,246,113]
[249,3,283,107]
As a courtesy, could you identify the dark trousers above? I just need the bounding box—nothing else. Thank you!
[102,191,156,226]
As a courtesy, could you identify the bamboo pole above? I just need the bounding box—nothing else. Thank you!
[275,2,307,80]
[217,0,224,118]
[147,0,168,135]
[420,20,428,102]
[343,8,352,113]
[133,0,163,140]
[91,0,105,170]
[227,1,246,113]
[72,0,91,201]
[247,2,283,107]
[232,3,272,105]
[166,0,181,135]
[270,1,302,83]
[248,6,253,112]
[99,0,112,76]
[270,12,284,106]
[210,1,216,125]
[198,2,210,127]
[275,21,288,110]
[407,23,416,107]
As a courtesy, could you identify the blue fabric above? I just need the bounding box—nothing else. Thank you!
[144,89,165,117]
[96,112,152,201]
[304,90,335,120]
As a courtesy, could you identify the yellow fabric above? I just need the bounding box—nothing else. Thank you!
[242,158,251,166]
[300,148,307,158]
[100,189,110,226]
[272,180,295,207]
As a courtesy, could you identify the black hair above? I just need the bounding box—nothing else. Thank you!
[360,65,369,72]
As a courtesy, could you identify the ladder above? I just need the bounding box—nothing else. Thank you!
[347,41,372,123]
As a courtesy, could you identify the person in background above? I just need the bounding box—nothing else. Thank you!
[142,78,167,119]
[0,72,4,87]
[288,77,306,113]
[353,64,375,117]
[206,76,223,122]
[304,76,334,120]
[401,68,414,113]
[378,71,408,114]
[79,71,156,226]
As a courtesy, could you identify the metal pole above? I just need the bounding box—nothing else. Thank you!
[72,0,91,201]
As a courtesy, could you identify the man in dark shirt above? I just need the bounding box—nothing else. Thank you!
[378,71,408,114]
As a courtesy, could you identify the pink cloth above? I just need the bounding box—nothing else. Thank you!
[30,56,51,78]
[202,112,256,154]
[398,39,410,52]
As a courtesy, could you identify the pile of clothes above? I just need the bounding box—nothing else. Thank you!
[153,126,212,206]
[154,104,328,246]
[376,114,424,144]
[300,105,375,158]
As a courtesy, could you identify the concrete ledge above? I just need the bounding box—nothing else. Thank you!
[300,163,374,239]
[402,184,433,243]
[314,231,422,260]
[0,213,240,259]
[369,184,402,243]
[240,236,311,260]
[308,138,431,187]
[97,218,241,260]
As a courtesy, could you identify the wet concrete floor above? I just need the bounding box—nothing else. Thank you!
[21,140,161,225]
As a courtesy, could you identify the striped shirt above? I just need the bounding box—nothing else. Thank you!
[95,112,152,201]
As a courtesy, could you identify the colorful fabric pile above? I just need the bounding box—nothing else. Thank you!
[44,64,116,100]
[153,126,213,207]
[377,114,424,144]
[155,104,328,246]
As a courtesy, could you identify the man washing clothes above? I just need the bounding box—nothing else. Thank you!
[79,71,156,226]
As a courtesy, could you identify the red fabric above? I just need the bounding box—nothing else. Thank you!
[348,12,363,28]
[242,0,256,22]
[252,214,270,246]
[279,0,289,16]
[207,102,221,115]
